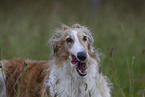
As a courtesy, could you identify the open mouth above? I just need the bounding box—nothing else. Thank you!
[71,55,87,77]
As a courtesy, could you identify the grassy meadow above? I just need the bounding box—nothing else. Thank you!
[0,0,145,97]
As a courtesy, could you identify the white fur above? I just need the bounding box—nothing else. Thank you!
[0,64,7,97]
[70,30,85,56]
[46,27,111,97]
[45,57,111,97]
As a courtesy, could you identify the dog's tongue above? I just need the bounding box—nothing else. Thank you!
[78,62,86,73]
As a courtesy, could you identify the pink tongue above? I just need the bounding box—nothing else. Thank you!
[79,63,86,73]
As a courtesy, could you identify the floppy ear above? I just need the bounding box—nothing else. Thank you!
[50,42,56,56]
[50,30,62,56]
[88,44,95,57]
[61,24,70,30]
[87,35,97,59]
[72,24,81,28]
[87,35,94,44]
[52,43,57,56]
[51,42,62,56]
[88,43,101,63]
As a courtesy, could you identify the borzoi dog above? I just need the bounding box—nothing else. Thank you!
[0,24,111,97]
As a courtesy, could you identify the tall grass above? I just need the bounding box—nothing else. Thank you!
[0,0,145,96]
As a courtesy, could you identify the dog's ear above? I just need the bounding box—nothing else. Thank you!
[52,43,57,56]
[62,24,70,30]
[87,35,94,44]
[72,24,81,28]
[51,42,61,56]
[88,43,101,63]
[52,42,69,57]
[50,42,56,56]
[50,31,62,56]
[87,36,96,59]
[88,44,94,56]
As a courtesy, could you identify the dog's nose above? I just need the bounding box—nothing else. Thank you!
[77,51,87,61]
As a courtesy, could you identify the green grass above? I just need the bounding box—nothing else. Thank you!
[0,0,145,97]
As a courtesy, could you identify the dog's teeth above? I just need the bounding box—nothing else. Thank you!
[82,63,86,70]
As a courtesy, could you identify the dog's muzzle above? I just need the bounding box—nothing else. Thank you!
[71,52,87,77]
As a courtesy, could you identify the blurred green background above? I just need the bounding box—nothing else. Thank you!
[0,0,145,96]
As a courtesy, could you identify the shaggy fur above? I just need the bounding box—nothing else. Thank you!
[0,58,49,97]
[0,24,111,97]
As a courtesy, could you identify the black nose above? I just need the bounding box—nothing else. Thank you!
[77,52,87,61]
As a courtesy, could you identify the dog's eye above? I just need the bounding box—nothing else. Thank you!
[66,38,73,43]
[83,36,87,41]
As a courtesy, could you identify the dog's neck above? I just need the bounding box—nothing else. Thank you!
[45,57,104,97]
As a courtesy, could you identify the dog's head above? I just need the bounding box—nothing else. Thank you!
[50,24,98,77]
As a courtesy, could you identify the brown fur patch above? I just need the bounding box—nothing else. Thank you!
[2,58,49,97]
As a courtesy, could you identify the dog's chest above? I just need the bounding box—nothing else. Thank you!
[45,61,102,97]
[45,68,90,97]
